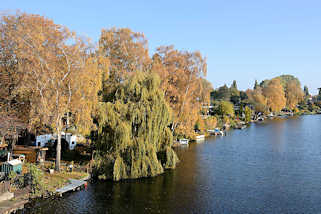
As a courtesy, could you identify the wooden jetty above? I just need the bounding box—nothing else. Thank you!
[56,179,87,197]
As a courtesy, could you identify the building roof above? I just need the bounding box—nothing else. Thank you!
[7,159,22,166]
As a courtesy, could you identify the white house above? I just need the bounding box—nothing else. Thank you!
[35,132,79,150]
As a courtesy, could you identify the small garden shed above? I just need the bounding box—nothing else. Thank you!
[1,159,22,175]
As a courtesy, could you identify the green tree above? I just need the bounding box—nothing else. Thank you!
[230,80,240,96]
[218,101,234,117]
[244,106,252,123]
[254,80,259,90]
[27,163,45,197]
[212,85,230,101]
[303,85,310,97]
[94,72,178,181]
[240,91,248,100]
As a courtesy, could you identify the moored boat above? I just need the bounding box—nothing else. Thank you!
[179,138,189,145]
[195,135,205,142]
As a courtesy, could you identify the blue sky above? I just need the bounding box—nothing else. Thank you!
[2,0,321,94]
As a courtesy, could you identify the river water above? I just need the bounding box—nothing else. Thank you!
[26,115,321,213]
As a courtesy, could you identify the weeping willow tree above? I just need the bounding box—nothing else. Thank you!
[94,72,179,181]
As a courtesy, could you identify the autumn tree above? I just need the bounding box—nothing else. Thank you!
[0,68,28,148]
[0,12,104,171]
[152,46,208,138]
[285,80,304,110]
[262,78,286,112]
[198,78,213,105]
[99,28,150,96]
[0,14,31,147]
[94,72,178,181]
[246,88,267,113]
[204,116,217,130]
[278,75,301,88]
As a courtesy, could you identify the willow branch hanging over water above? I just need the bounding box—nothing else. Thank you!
[94,72,179,181]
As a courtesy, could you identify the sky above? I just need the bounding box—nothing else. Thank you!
[1,0,321,94]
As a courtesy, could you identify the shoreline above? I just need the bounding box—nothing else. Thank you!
[174,110,320,147]
[4,113,320,213]
[0,169,91,213]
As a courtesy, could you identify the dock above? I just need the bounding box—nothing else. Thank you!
[56,179,87,196]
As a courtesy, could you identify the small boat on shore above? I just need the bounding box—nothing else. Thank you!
[215,128,224,136]
[208,129,224,136]
[207,129,215,134]
[195,135,205,142]
[179,138,189,145]
[240,125,247,130]
[258,117,264,121]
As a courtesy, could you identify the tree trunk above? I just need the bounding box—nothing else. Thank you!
[66,112,70,129]
[55,124,62,172]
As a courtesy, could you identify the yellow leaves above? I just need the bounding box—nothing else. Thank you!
[263,78,286,112]
[99,28,150,83]
[285,80,304,110]
[246,88,268,113]
[0,12,103,136]
[152,46,208,138]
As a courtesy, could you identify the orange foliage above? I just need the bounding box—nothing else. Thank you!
[152,46,209,137]
[262,78,286,112]
[246,88,267,113]
[285,80,304,110]
[99,28,150,84]
[0,12,103,170]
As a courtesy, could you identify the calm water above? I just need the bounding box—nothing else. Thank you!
[27,115,321,213]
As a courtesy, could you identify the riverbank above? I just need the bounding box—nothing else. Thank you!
[7,112,319,213]
[25,115,321,213]
[174,109,319,147]
[0,162,90,213]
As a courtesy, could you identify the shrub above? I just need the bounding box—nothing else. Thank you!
[26,163,45,197]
